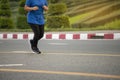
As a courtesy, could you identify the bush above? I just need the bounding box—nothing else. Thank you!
[47,1,70,29]
[0,17,14,29]
[46,15,70,28]
[0,0,14,29]
[19,0,25,7]
[0,0,11,17]
[18,7,27,15]
[48,3,67,15]
[0,9,11,17]
[0,3,10,9]
[9,0,19,1]
[17,0,29,29]
[18,0,27,15]
[16,15,30,29]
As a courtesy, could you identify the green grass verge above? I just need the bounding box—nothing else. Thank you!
[69,13,89,24]
[80,19,120,30]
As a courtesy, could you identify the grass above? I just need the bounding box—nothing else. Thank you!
[67,0,110,16]
[69,1,115,24]
[1,0,120,32]
[69,0,120,30]
[85,10,120,24]
[69,13,89,24]
[94,19,120,30]
[79,19,120,30]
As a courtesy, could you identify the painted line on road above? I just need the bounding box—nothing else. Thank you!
[46,53,120,57]
[0,51,31,54]
[0,64,24,67]
[0,51,120,57]
[12,51,30,53]
[48,43,68,45]
[0,68,120,79]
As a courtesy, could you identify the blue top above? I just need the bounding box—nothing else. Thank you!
[25,0,48,25]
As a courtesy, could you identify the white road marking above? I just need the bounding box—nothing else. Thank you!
[0,64,24,67]
[12,51,29,53]
[48,43,68,45]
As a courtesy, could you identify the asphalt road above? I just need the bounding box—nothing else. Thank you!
[0,40,120,54]
[0,40,120,80]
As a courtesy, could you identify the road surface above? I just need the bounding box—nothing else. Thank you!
[0,39,120,80]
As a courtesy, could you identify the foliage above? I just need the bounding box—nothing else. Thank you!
[0,0,14,29]
[17,15,29,29]
[18,7,27,15]
[93,19,120,30]
[47,0,70,28]
[46,15,70,28]
[0,17,14,29]
[48,3,67,15]
[16,0,29,29]
[48,0,63,3]
[18,0,27,15]
[1,0,120,31]
[0,9,11,17]
[0,0,11,17]
[69,0,120,29]
[9,0,19,1]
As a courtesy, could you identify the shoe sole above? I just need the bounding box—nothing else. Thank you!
[28,39,42,54]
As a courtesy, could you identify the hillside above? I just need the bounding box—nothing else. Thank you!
[9,0,120,30]
[66,0,120,29]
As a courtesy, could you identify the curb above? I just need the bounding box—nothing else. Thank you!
[0,33,120,40]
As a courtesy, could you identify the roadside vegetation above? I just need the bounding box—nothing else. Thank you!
[67,0,120,30]
[0,0,120,32]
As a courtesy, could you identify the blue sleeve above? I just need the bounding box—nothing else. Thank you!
[25,0,31,6]
[45,0,48,6]
[41,0,48,6]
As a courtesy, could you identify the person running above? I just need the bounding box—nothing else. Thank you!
[24,0,48,54]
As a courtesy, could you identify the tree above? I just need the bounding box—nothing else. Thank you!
[16,0,29,29]
[46,0,70,28]
[0,0,14,29]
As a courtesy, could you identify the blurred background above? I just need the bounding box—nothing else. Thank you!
[0,0,120,31]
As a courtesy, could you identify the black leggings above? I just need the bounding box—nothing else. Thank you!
[29,23,44,47]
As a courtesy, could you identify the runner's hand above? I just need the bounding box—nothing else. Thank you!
[32,6,39,10]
